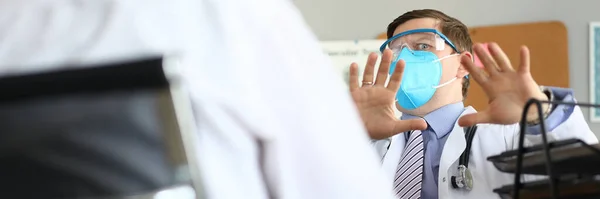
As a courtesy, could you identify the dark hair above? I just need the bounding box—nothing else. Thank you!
[387,9,473,99]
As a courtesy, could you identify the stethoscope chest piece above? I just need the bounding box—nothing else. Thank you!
[451,125,477,191]
[451,165,473,190]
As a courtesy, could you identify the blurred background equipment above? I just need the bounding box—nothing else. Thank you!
[0,57,203,199]
[487,99,600,199]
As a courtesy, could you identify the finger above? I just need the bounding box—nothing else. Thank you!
[374,49,393,86]
[517,45,531,74]
[474,43,500,76]
[460,53,488,84]
[387,59,405,92]
[391,118,428,136]
[349,63,360,91]
[362,53,378,85]
[488,42,514,72]
[458,112,492,127]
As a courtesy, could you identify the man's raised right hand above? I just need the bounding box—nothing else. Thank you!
[348,49,427,140]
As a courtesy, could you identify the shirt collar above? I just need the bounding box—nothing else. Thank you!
[400,102,465,139]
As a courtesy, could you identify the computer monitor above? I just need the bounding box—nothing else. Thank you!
[0,57,204,199]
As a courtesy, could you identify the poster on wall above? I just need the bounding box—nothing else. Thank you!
[589,22,600,122]
[321,39,402,117]
[321,40,386,86]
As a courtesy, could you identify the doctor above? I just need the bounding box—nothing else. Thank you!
[0,0,397,198]
[348,9,598,199]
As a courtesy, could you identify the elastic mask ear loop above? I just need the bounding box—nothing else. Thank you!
[432,53,460,63]
[431,53,460,89]
[433,77,457,88]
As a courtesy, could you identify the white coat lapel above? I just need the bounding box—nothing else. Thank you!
[438,107,476,196]
[381,131,410,182]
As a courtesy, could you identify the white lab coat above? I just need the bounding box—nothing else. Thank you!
[0,0,396,199]
[378,106,598,199]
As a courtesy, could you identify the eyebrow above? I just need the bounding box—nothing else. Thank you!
[413,34,435,43]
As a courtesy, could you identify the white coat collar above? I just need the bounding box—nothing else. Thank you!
[438,106,476,196]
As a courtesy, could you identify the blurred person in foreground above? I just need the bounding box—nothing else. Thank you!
[0,0,396,198]
[350,9,598,199]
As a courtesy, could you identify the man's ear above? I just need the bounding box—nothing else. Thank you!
[457,52,472,78]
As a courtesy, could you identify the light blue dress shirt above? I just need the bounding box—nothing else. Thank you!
[400,87,575,199]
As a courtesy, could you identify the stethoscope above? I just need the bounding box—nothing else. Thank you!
[451,125,478,191]
[380,125,478,191]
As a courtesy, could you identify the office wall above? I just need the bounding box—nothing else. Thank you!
[554,0,600,135]
[294,0,600,136]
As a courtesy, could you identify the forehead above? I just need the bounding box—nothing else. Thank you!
[392,18,441,37]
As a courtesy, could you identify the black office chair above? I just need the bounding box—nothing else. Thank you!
[0,57,204,199]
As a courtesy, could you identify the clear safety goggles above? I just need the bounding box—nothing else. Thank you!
[379,29,460,54]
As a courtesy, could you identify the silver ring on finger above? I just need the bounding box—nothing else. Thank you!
[362,81,373,86]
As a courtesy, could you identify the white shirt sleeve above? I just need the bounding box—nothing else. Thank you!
[188,1,395,198]
[0,0,395,198]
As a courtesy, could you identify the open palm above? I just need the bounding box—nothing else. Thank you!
[349,49,427,140]
[457,43,549,127]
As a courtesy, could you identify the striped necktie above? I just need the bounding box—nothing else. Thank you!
[393,130,424,199]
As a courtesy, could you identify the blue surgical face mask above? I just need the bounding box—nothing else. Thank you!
[389,47,459,110]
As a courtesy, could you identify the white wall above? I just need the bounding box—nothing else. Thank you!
[294,0,600,136]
